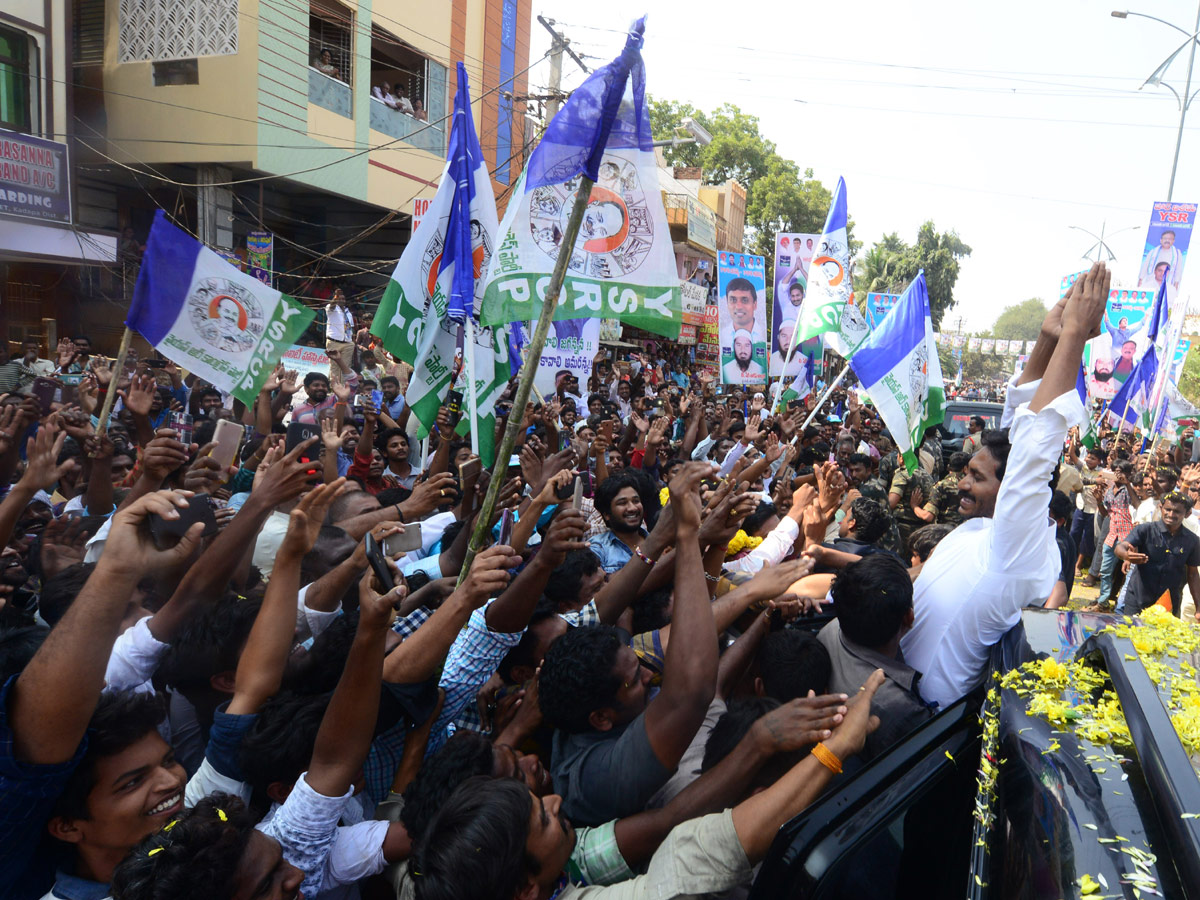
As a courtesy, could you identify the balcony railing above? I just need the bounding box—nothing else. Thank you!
[368,97,444,153]
[308,66,352,118]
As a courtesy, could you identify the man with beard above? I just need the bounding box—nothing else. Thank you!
[900,262,1110,708]
[722,330,764,384]
[588,473,646,573]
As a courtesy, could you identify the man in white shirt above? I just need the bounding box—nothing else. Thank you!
[325,287,355,382]
[901,262,1110,709]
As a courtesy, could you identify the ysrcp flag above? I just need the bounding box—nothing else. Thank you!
[372,64,508,466]
[480,19,682,340]
[850,271,945,473]
[793,177,868,358]
[127,211,314,406]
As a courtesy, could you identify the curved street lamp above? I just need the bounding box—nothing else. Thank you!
[1113,6,1200,199]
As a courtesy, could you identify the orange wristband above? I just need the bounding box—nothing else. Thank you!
[812,742,843,775]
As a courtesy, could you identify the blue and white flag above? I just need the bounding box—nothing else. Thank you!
[127,211,314,406]
[1109,344,1158,432]
[371,63,506,465]
[792,177,869,358]
[479,18,682,339]
[849,271,945,472]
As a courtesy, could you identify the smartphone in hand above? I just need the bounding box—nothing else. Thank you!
[148,495,218,550]
[364,532,395,591]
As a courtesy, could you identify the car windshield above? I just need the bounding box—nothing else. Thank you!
[944,412,1000,436]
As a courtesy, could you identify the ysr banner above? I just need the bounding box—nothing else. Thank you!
[718,250,768,385]
[981,339,995,354]
[1084,288,1160,400]
[865,292,899,328]
[1137,200,1196,298]
[697,304,720,372]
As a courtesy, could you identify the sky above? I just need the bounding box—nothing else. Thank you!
[525,0,1200,333]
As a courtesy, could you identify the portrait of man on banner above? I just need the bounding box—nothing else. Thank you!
[717,252,768,385]
[1136,201,1194,297]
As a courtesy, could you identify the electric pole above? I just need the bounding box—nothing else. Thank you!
[537,16,588,122]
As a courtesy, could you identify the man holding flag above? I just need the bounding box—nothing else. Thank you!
[901,262,1110,709]
[371,63,507,466]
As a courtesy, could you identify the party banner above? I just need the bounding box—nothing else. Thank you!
[718,250,768,385]
[772,232,819,372]
[246,231,273,286]
[681,281,708,326]
[968,337,981,351]
[697,303,720,372]
[1137,200,1196,298]
[1084,287,1160,400]
[1172,336,1192,381]
[865,292,899,328]
[1024,340,1037,355]
[521,318,601,398]
[1060,270,1086,299]
[981,338,995,354]
[996,339,1009,355]
[952,334,965,348]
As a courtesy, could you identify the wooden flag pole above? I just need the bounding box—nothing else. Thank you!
[457,176,596,584]
[95,327,134,437]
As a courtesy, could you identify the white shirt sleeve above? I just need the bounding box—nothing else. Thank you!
[258,773,354,899]
[322,820,391,887]
[1000,373,1039,428]
[104,616,169,692]
[185,757,253,808]
[980,388,1083,630]
[295,583,342,644]
[691,435,716,461]
[716,440,749,478]
[722,517,799,574]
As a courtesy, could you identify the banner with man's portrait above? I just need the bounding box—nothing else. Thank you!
[718,251,768,385]
[1137,200,1196,299]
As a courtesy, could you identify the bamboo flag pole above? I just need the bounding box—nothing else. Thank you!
[457,176,596,583]
[95,327,134,437]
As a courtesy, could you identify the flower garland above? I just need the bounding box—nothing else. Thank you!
[725,529,763,558]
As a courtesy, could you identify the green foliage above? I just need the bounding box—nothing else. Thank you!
[990,298,1048,343]
[648,97,840,294]
[857,224,971,331]
[1180,346,1200,407]
[936,342,1010,384]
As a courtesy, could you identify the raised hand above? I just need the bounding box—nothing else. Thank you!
[101,490,207,575]
[279,369,301,395]
[1065,261,1111,339]
[251,438,321,507]
[823,669,884,761]
[459,544,522,607]
[646,415,669,450]
[538,508,589,566]
[764,432,783,464]
[331,377,353,404]
[55,338,76,368]
[744,415,762,444]
[281,478,347,556]
[750,692,849,752]
[358,566,408,630]
[404,471,458,519]
[139,428,191,484]
[320,415,342,452]
[182,442,230,495]
[40,515,95,580]
[119,373,158,417]
[536,469,574,505]
[19,422,76,491]
[631,411,650,434]
[669,461,716,534]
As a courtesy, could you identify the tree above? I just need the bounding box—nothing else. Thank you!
[990,298,1047,343]
[1180,347,1200,407]
[861,224,971,330]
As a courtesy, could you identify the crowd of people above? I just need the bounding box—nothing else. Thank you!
[2,261,1195,900]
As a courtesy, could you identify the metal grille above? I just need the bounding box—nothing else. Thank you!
[118,0,238,63]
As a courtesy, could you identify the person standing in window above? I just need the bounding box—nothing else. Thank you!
[413,98,428,121]
[313,48,340,80]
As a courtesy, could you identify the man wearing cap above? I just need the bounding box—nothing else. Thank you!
[722,329,765,384]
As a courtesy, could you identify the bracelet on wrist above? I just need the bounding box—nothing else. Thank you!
[812,741,843,775]
[704,572,721,584]
[633,545,656,566]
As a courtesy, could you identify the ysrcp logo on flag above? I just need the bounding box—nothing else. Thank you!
[909,343,929,413]
[527,155,655,280]
[420,218,493,306]
[187,278,265,353]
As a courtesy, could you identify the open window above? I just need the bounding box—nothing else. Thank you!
[366,25,446,152]
[309,0,352,85]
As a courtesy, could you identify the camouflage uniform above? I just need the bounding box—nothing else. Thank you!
[889,463,935,556]
[856,474,903,556]
[925,471,963,527]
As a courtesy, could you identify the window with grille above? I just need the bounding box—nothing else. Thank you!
[0,25,36,132]
[309,1,353,84]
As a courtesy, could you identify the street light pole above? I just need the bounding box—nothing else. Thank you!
[1167,1,1200,200]
[1114,2,1200,200]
